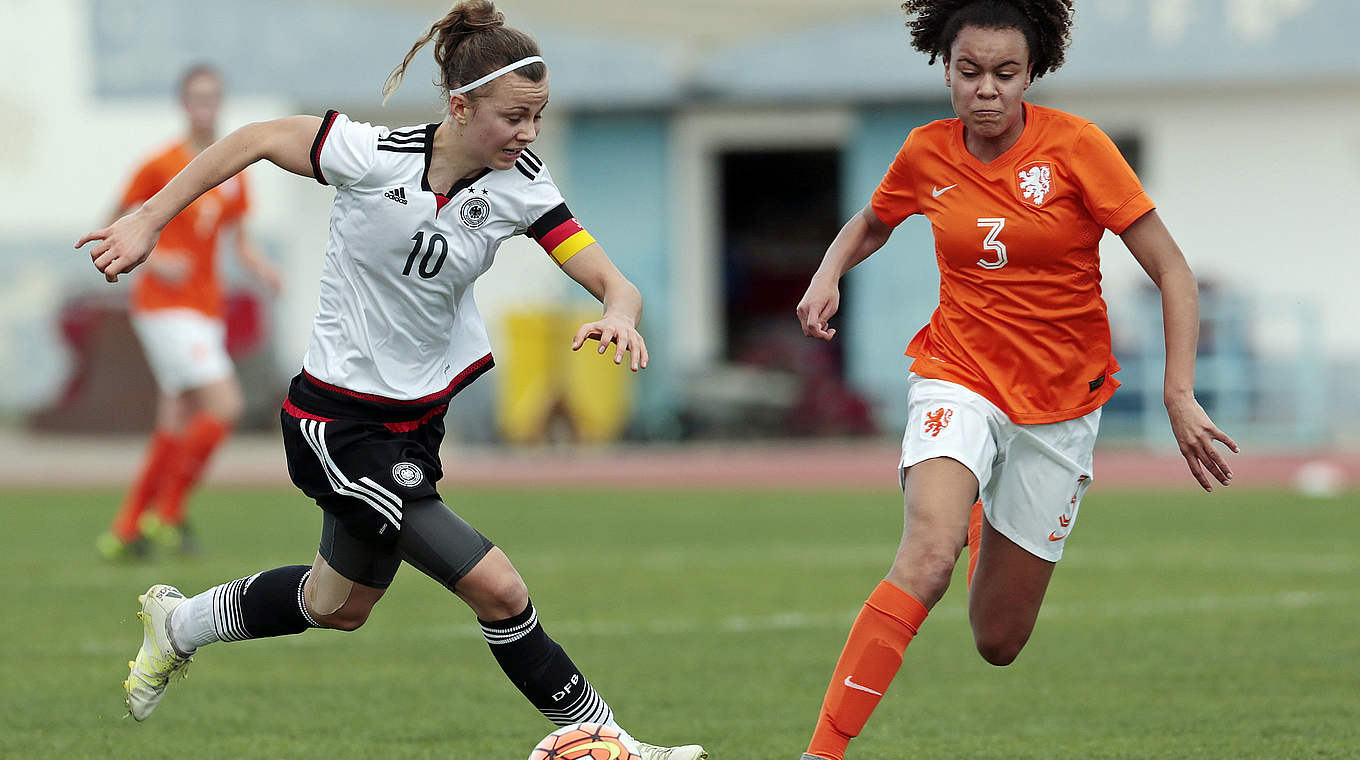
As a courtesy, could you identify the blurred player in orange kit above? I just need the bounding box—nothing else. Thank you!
[793,1,1238,758]
[97,64,281,559]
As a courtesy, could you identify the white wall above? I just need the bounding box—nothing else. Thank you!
[1046,82,1360,359]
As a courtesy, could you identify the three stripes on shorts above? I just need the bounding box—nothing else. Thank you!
[297,418,403,532]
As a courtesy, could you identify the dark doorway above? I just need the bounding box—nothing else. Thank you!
[720,148,845,368]
[711,148,875,437]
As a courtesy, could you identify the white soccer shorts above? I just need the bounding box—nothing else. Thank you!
[130,308,234,394]
[898,373,1100,562]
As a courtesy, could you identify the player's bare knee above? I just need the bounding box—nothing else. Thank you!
[209,389,244,424]
[455,548,528,620]
[306,588,377,631]
[975,640,1022,666]
[321,604,373,631]
[218,397,244,425]
[475,571,529,620]
[886,547,956,607]
[973,628,1030,666]
[303,593,370,631]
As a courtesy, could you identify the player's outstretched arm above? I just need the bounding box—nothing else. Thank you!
[561,243,648,371]
[796,203,893,341]
[75,115,321,282]
[1122,209,1240,491]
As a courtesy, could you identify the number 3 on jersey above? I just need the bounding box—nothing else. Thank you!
[403,231,448,279]
[976,217,1008,270]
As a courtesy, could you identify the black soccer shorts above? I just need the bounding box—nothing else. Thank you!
[280,372,450,549]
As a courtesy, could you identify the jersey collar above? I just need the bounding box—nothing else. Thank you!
[953,101,1037,172]
[420,121,492,198]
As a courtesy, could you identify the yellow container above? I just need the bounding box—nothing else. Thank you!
[496,309,633,444]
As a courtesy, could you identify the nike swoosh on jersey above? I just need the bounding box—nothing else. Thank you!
[932,184,958,198]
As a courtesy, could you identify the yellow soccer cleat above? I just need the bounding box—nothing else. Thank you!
[96,531,149,562]
[138,515,200,555]
[123,584,192,721]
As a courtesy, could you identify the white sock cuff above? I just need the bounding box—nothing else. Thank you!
[170,590,220,652]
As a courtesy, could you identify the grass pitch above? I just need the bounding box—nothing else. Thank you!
[2,482,1356,759]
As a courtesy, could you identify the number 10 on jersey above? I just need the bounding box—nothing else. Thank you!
[976,217,1008,270]
[404,231,449,278]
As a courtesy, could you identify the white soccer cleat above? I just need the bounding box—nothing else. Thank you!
[635,742,708,760]
[123,584,192,721]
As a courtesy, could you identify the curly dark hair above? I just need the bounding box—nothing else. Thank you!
[900,0,1074,80]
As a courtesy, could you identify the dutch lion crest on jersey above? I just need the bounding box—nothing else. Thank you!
[1017,162,1053,207]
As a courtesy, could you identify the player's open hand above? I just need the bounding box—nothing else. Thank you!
[74,208,162,283]
[1166,394,1239,491]
[797,276,840,341]
[572,315,648,372]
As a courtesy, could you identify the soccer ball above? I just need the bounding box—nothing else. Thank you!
[527,722,641,760]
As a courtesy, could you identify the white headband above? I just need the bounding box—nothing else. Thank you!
[449,56,545,95]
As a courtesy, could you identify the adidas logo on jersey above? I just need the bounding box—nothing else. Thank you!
[384,187,408,205]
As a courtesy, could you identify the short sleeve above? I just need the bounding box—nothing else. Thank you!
[520,161,567,232]
[119,156,164,211]
[311,110,378,189]
[1071,124,1155,233]
[870,131,922,227]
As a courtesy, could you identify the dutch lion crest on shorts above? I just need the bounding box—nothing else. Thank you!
[1017,162,1053,207]
[923,408,953,438]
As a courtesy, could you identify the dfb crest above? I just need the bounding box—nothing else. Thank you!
[459,196,491,229]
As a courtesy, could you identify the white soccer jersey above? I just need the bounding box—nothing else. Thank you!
[304,110,587,402]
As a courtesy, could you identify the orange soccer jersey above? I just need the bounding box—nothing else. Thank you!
[871,103,1154,424]
[119,140,249,318]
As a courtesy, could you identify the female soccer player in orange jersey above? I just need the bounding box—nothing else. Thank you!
[97,64,282,559]
[794,2,1238,758]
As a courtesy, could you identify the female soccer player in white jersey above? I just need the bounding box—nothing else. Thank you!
[76,2,705,757]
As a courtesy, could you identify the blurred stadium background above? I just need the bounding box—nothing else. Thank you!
[1,1,1358,757]
[4,0,1359,458]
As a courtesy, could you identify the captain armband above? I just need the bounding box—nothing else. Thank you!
[528,203,597,266]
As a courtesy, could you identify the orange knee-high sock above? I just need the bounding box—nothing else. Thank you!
[966,499,983,589]
[111,430,181,540]
[156,413,231,525]
[806,580,929,760]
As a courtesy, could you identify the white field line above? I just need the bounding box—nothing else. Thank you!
[405,588,1359,643]
[76,589,1356,656]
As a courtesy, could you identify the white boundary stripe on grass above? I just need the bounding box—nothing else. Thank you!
[78,589,1356,655]
[403,589,1358,643]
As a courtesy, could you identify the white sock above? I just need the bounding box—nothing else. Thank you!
[169,590,220,653]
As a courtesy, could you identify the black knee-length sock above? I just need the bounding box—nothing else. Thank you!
[480,601,616,727]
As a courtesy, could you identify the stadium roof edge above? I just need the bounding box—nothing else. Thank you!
[90,0,1360,109]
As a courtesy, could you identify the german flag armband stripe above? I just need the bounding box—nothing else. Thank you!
[529,203,596,266]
